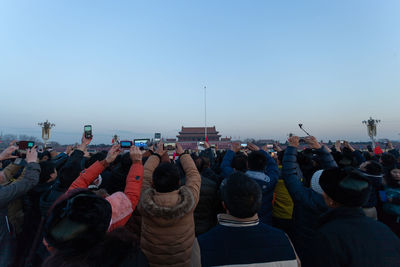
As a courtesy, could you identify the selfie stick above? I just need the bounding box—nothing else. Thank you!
[298,124,311,136]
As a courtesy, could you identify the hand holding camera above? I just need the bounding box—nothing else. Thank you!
[247,143,260,152]
[176,143,184,155]
[304,136,321,149]
[0,142,18,161]
[155,142,167,156]
[288,135,300,148]
[105,144,121,164]
[26,146,38,163]
[130,146,142,162]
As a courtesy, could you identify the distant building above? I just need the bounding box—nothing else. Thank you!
[177,126,222,142]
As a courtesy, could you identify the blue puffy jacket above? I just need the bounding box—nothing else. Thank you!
[282,146,337,261]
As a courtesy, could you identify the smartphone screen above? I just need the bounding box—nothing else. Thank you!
[84,125,92,139]
[120,141,132,148]
[27,141,35,148]
[134,139,149,149]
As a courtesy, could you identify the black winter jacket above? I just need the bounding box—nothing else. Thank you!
[194,174,219,236]
[305,207,400,267]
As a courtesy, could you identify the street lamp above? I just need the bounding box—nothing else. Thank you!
[38,120,55,148]
[362,117,380,149]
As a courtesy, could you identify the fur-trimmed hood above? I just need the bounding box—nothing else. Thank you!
[140,186,195,222]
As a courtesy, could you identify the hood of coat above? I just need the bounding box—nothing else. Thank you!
[140,186,195,224]
[245,170,271,183]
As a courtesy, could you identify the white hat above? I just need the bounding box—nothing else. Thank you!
[311,170,324,194]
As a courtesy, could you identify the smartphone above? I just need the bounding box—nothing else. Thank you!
[120,140,132,149]
[134,139,150,149]
[27,141,35,149]
[241,143,247,149]
[164,142,176,151]
[84,125,92,139]
[17,141,29,150]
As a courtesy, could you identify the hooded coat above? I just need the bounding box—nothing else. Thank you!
[139,154,201,267]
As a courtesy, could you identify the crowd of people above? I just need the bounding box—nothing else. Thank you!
[1,133,400,267]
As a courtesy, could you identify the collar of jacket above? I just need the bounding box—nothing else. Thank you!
[319,207,365,226]
[245,170,270,183]
[217,213,259,227]
[140,186,195,220]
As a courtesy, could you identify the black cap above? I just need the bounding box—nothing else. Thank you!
[319,168,371,207]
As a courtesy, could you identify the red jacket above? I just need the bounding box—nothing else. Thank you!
[68,160,143,231]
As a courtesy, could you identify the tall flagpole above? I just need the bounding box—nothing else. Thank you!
[204,86,207,141]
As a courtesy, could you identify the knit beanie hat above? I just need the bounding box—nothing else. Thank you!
[311,170,324,194]
[319,168,371,207]
[44,189,112,250]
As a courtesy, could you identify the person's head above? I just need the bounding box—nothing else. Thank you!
[247,151,267,172]
[39,151,51,161]
[319,168,371,208]
[359,160,383,176]
[50,150,58,159]
[385,168,400,188]
[39,161,57,184]
[85,151,107,169]
[44,189,112,251]
[195,156,210,173]
[380,153,396,168]
[221,172,262,218]
[153,162,180,193]
[231,153,248,172]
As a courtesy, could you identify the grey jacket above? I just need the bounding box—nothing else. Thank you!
[0,162,40,267]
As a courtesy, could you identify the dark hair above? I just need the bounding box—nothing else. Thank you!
[43,228,142,267]
[39,151,51,161]
[153,163,180,193]
[248,151,267,171]
[195,157,210,173]
[221,172,262,218]
[277,150,284,165]
[44,189,112,250]
[232,153,248,172]
[39,161,56,184]
[385,170,400,188]
[362,151,372,161]
[381,153,396,169]
[85,151,107,169]
[364,160,383,176]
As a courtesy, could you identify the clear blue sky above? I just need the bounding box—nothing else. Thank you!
[0,0,399,144]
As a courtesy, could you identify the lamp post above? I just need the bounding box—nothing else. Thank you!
[38,120,55,148]
[362,117,380,149]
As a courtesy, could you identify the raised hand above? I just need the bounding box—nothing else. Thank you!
[335,140,342,152]
[26,146,38,163]
[231,142,241,153]
[130,146,142,162]
[78,133,92,151]
[176,143,184,155]
[155,142,167,156]
[305,136,321,149]
[343,141,355,152]
[247,143,260,151]
[288,135,300,148]
[203,141,211,149]
[0,143,18,161]
[105,144,121,164]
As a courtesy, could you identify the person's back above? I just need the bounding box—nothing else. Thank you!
[245,147,279,224]
[139,144,201,267]
[310,207,400,267]
[193,175,219,236]
[307,168,400,267]
[193,172,299,267]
